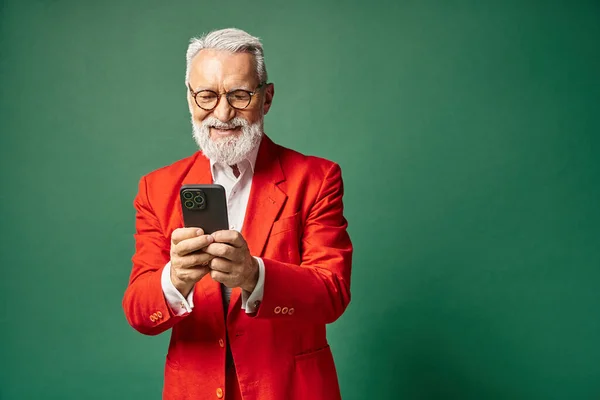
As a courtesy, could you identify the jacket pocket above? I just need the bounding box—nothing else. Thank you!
[163,358,189,400]
[270,212,300,236]
[293,345,341,400]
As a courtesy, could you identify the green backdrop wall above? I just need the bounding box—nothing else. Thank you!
[1,1,599,399]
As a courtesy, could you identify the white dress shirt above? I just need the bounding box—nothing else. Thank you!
[161,142,265,316]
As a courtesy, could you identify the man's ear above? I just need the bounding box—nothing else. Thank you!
[186,86,194,115]
[263,83,275,115]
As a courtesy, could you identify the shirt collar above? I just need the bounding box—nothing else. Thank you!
[209,135,262,176]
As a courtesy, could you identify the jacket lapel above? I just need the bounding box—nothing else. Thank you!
[228,136,287,313]
[242,136,287,256]
[181,151,213,185]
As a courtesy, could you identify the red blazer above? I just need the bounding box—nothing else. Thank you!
[123,136,353,400]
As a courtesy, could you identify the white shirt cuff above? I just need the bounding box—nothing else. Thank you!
[241,257,265,313]
[161,261,194,316]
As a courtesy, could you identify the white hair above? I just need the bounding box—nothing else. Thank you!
[185,28,268,84]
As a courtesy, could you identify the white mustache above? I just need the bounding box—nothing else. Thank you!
[202,117,248,130]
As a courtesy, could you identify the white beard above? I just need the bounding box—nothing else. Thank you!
[192,116,263,166]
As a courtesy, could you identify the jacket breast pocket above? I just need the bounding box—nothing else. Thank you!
[271,212,301,236]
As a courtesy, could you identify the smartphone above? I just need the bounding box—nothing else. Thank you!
[180,184,229,234]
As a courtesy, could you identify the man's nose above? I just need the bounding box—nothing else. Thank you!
[213,94,235,122]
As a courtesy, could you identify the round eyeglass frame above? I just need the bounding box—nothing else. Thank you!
[187,82,266,111]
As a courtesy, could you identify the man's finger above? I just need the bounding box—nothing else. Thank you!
[178,252,215,269]
[175,234,214,256]
[209,257,234,273]
[203,243,239,261]
[211,230,245,248]
[172,227,204,245]
[210,270,235,288]
[174,265,210,283]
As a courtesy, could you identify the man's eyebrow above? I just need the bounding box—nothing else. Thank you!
[191,84,254,92]
[191,85,213,92]
[227,85,253,91]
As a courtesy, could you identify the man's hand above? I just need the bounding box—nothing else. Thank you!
[170,228,215,297]
[203,230,259,293]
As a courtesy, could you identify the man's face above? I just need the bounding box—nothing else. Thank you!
[187,49,274,165]
[187,49,273,140]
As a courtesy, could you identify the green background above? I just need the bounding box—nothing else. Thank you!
[1,0,599,399]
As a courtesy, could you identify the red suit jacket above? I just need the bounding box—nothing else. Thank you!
[123,136,353,400]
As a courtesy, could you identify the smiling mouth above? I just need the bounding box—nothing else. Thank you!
[211,126,241,136]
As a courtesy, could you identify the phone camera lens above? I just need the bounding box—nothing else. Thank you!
[183,191,193,199]
[184,200,194,209]
[194,196,205,205]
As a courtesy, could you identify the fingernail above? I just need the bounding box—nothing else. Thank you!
[196,229,203,236]
[207,235,214,243]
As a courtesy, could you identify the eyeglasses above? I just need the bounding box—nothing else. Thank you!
[187,82,266,111]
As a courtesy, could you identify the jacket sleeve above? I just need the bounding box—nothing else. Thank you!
[253,163,353,324]
[122,176,187,335]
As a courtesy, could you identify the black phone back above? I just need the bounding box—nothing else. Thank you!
[180,184,229,234]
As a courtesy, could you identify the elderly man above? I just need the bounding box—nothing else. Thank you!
[123,28,352,400]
